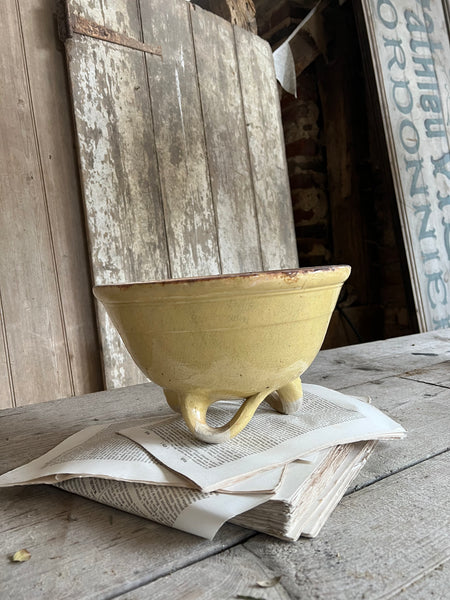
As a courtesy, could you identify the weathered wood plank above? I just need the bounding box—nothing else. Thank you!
[67,0,142,36]
[392,559,450,599]
[342,374,450,490]
[245,453,450,600]
[140,0,221,278]
[0,332,447,598]
[358,0,450,331]
[305,328,450,389]
[234,25,298,270]
[400,360,450,388]
[65,33,170,388]
[191,0,258,34]
[0,484,253,600]
[118,545,290,599]
[0,0,74,406]
[18,0,102,396]
[65,0,297,388]
[189,3,263,273]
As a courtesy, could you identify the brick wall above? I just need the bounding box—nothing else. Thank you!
[280,67,332,268]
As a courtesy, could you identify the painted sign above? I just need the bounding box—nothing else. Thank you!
[360,0,450,330]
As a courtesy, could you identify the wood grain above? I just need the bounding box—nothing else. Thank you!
[140,0,221,278]
[304,329,450,389]
[0,484,253,600]
[344,375,450,490]
[392,559,450,599]
[66,33,169,388]
[234,25,298,270]
[17,0,102,396]
[400,360,450,387]
[0,0,72,407]
[0,0,102,407]
[67,0,143,36]
[119,545,290,599]
[0,332,448,598]
[245,453,450,600]
[65,0,298,388]
[189,3,262,273]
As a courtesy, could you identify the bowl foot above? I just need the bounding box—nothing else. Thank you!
[162,376,303,443]
[266,377,303,414]
[179,389,270,443]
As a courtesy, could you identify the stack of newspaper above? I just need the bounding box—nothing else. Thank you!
[0,384,405,541]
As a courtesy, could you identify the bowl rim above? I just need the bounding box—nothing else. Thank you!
[93,265,351,292]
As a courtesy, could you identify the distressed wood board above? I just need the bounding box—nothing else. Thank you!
[0,331,448,598]
[357,0,450,331]
[0,0,102,408]
[119,455,450,599]
[392,559,450,599]
[304,328,450,389]
[63,0,297,389]
[0,484,254,600]
[343,375,450,489]
[244,453,450,600]
[119,545,290,599]
[400,359,450,386]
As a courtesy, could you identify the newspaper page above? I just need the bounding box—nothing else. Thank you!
[299,441,377,538]
[54,443,371,540]
[55,477,272,539]
[231,441,376,540]
[0,418,190,488]
[120,384,405,492]
[0,421,285,495]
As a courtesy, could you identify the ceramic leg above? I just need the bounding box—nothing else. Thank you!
[180,390,270,444]
[265,377,303,414]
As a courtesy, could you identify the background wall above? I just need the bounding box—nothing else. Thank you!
[0,0,419,408]
[0,0,102,408]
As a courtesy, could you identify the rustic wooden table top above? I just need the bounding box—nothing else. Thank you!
[1,330,449,599]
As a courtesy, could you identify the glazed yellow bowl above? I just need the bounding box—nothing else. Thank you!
[94,266,350,443]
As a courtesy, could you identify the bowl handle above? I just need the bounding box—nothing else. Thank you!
[174,378,303,444]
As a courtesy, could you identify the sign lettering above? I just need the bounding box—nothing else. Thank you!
[361,0,450,330]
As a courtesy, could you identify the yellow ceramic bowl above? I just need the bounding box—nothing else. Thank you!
[94,265,350,443]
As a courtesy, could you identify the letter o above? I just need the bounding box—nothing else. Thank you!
[392,79,413,114]
[377,0,398,29]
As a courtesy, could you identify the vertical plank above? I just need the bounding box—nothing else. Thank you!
[65,33,169,388]
[17,0,103,396]
[139,0,221,277]
[0,0,73,406]
[65,0,298,388]
[234,26,298,270]
[189,3,263,274]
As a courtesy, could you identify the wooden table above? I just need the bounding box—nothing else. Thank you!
[1,330,449,599]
